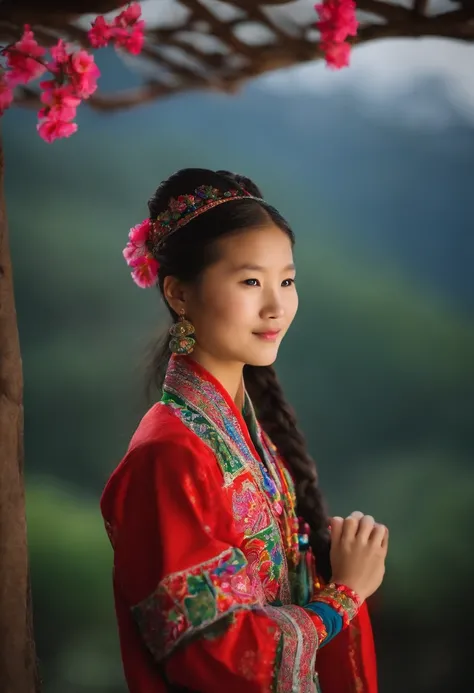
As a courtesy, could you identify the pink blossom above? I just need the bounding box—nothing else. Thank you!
[37,117,78,143]
[40,85,81,122]
[0,75,14,114]
[315,0,357,70]
[112,3,145,55]
[315,0,358,43]
[39,78,57,92]
[49,39,69,67]
[88,16,113,48]
[70,50,100,98]
[114,22,145,55]
[121,2,142,24]
[315,0,358,42]
[114,2,142,28]
[321,41,351,69]
[123,218,153,264]
[129,255,160,289]
[6,25,46,85]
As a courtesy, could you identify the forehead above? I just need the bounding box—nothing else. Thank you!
[213,223,294,266]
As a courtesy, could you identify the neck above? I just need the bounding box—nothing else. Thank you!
[189,347,244,407]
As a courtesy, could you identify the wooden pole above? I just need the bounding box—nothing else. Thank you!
[0,129,40,693]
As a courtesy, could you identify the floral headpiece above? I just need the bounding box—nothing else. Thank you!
[123,185,256,288]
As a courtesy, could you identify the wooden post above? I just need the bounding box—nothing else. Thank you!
[0,130,40,692]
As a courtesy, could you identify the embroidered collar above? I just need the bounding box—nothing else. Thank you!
[163,355,300,568]
[163,354,261,463]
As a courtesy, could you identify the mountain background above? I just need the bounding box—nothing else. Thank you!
[2,34,473,693]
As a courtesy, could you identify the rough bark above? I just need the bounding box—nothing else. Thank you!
[0,131,40,693]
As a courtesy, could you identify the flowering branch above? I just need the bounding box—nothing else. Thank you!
[0,2,145,142]
[314,0,359,69]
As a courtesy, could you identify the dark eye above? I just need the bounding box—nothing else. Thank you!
[243,279,260,286]
[282,278,295,287]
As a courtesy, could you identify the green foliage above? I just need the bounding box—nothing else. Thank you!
[27,481,124,692]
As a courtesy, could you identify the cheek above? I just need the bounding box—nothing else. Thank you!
[190,285,246,336]
[285,290,298,325]
[203,282,252,320]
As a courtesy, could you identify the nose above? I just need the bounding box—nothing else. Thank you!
[261,289,285,320]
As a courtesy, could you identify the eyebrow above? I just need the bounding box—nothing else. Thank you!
[232,263,296,272]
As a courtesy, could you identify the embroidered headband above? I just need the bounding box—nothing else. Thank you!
[123,185,259,288]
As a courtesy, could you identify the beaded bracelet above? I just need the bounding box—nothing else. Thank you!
[312,583,362,628]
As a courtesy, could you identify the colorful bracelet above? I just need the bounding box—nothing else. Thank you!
[312,583,362,628]
[305,610,329,645]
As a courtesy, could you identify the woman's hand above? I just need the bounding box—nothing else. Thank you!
[329,511,388,602]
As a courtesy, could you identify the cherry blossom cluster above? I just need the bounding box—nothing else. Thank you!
[0,3,145,143]
[314,0,359,69]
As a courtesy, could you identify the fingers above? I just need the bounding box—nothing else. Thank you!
[331,512,388,551]
[356,515,375,542]
[330,516,344,545]
[370,523,389,551]
[341,511,364,542]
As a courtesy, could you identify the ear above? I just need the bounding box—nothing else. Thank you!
[163,276,186,316]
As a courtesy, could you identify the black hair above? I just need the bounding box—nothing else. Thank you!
[145,167,331,580]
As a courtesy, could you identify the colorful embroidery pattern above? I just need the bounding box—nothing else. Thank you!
[312,583,361,628]
[232,479,271,534]
[266,604,319,693]
[131,547,258,660]
[158,357,325,687]
[164,391,287,603]
[164,397,245,482]
[161,358,291,604]
[163,358,253,466]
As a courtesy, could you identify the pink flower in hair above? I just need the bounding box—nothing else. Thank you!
[129,255,159,289]
[123,218,153,263]
[123,218,159,287]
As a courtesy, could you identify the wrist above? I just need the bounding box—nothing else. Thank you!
[330,576,367,603]
[312,582,362,628]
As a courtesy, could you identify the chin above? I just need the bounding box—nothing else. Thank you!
[245,347,279,368]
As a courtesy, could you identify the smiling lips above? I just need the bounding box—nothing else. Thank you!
[253,330,281,342]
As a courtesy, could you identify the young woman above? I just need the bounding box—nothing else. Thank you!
[101,168,388,693]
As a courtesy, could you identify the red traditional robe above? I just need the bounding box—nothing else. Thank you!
[101,355,378,692]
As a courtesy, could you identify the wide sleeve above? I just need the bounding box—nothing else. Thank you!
[112,436,358,693]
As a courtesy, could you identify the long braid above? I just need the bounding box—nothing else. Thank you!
[245,364,332,581]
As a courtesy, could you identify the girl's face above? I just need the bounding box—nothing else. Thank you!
[183,223,298,369]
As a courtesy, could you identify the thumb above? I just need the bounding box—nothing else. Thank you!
[330,516,344,545]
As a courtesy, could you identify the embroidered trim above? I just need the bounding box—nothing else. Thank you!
[266,605,319,693]
[161,361,292,605]
[305,610,328,645]
[312,583,361,628]
[163,393,289,604]
[131,547,258,660]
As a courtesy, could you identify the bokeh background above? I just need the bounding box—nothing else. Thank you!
[3,27,474,693]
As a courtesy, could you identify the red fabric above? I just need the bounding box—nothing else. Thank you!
[101,360,379,692]
[316,600,378,693]
[101,408,282,692]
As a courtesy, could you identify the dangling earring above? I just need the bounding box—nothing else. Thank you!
[169,309,195,355]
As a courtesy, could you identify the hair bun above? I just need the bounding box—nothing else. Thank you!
[215,170,264,199]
